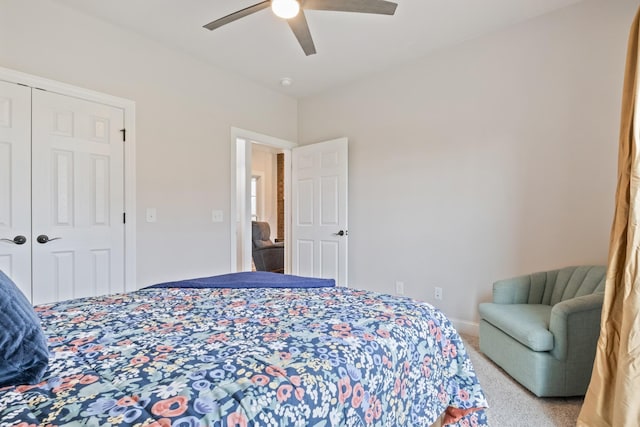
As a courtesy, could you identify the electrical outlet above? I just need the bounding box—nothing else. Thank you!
[434,286,443,301]
[395,281,405,295]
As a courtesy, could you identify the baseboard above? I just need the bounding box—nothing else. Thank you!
[449,318,479,337]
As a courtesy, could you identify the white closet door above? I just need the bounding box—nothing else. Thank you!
[0,81,32,299]
[31,89,125,305]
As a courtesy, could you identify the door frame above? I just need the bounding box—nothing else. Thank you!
[230,127,295,273]
[0,66,137,292]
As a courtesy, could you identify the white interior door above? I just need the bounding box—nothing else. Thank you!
[31,89,125,305]
[292,137,348,286]
[0,80,32,299]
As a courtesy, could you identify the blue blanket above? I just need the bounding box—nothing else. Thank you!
[0,286,488,426]
[146,271,335,289]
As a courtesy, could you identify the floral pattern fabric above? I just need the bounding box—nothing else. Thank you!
[0,286,488,426]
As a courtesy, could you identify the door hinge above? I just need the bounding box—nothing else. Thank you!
[120,128,126,142]
[123,212,126,224]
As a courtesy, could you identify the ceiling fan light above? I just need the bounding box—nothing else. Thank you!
[271,0,300,19]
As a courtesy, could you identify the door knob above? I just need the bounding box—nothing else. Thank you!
[1,235,27,245]
[333,230,348,236]
[36,234,62,244]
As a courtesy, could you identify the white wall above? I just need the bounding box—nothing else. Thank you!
[2,0,635,329]
[0,0,297,287]
[251,144,279,235]
[298,0,638,330]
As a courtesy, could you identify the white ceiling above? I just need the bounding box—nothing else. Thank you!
[53,0,583,98]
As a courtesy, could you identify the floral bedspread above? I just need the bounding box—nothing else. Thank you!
[0,286,488,426]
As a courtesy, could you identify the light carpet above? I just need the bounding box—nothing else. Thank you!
[461,334,584,426]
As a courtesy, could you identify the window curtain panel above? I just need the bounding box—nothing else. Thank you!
[578,6,640,427]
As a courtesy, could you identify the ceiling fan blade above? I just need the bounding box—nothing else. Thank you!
[288,11,317,56]
[303,0,397,15]
[203,1,271,30]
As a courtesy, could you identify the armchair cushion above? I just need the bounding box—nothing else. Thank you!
[252,221,275,248]
[478,303,553,351]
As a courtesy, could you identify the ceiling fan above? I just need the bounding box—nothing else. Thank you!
[203,0,398,56]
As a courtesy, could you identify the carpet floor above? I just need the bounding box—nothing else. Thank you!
[461,334,584,426]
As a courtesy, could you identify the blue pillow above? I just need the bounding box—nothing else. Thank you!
[0,271,49,387]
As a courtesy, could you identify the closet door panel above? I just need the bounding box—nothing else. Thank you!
[31,89,125,305]
[0,81,31,299]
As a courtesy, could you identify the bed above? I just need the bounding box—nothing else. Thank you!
[0,272,488,426]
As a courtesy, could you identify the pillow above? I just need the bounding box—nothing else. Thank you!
[0,270,49,387]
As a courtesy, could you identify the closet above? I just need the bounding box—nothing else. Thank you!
[0,78,127,304]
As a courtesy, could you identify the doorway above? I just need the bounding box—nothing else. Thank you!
[229,128,295,273]
[230,131,350,286]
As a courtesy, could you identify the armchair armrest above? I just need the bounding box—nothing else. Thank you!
[549,292,604,361]
[253,245,285,273]
[492,275,532,304]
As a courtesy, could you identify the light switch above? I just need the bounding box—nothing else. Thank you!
[212,210,224,223]
[146,208,157,223]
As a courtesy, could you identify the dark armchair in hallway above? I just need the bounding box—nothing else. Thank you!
[251,221,284,273]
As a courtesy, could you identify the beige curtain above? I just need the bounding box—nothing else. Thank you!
[578,7,640,427]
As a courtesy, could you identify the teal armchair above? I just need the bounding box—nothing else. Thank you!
[478,265,606,397]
